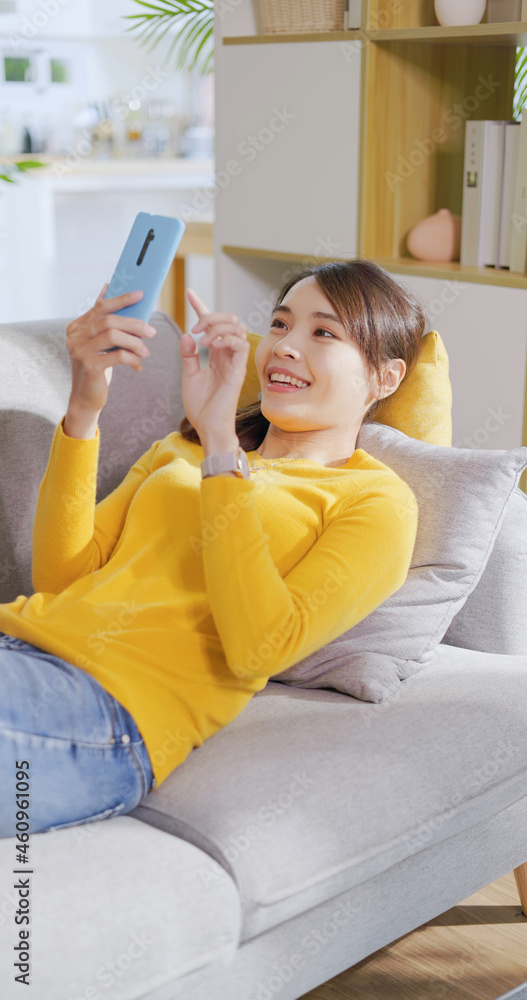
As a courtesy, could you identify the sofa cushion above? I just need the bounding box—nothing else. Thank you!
[241,328,453,446]
[0,311,184,602]
[443,486,527,655]
[0,816,241,1000]
[271,421,527,702]
[131,646,527,943]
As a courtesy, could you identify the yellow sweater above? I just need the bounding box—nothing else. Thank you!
[0,417,418,787]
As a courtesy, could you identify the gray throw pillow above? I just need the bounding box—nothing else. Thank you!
[272,420,527,703]
[442,486,527,655]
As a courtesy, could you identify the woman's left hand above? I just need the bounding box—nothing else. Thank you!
[180,288,250,442]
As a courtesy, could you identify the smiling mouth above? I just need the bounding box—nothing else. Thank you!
[266,377,311,391]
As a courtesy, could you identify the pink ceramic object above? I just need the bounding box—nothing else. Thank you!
[406,208,462,262]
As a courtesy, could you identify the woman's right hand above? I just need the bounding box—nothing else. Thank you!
[65,284,157,415]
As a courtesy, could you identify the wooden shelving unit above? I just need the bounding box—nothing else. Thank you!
[221,245,527,290]
[223,30,362,44]
[369,23,527,45]
[217,0,527,492]
[222,4,526,289]
[223,24,527,47]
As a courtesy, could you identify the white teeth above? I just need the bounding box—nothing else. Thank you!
[269,374,309,387]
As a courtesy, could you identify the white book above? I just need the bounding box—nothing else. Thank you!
[461,120,506,267]
[510,110,527,274]
[497,121,520,268]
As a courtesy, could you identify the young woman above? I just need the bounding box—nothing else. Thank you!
[0,258,423,838]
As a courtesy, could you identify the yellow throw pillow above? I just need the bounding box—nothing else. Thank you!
[240,329,452,447]
[238,332,264,410]
[370,330,452,446]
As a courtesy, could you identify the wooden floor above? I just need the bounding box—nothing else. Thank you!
[300,871,527,1000]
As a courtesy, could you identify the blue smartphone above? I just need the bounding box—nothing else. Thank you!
[103,212,196,355]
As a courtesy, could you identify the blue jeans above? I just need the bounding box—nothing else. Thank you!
[0,632,155,838]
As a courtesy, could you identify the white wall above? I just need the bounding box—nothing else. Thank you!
[220,39,361,256]
[402,273,527,451]
[0,0,92,38]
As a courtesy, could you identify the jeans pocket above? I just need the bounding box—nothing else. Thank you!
[44,801,127,833]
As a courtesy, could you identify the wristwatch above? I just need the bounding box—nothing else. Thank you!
[201,446,251,480]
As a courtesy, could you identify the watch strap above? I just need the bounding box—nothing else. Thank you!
[201,447,249,479]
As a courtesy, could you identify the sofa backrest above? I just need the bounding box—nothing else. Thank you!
[0,311,525,657]
[0,311,186,601]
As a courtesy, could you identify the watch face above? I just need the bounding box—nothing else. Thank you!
[238,448,251,477]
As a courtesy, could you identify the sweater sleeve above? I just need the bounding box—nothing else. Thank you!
[32,416,160,594]
[199,475,418,681]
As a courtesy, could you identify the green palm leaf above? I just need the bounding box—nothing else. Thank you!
[514,46,527,120]
[0,161,45,185]
[14,160,45,171]
[123,0,214,77]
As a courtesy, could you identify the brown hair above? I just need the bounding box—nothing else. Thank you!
[179,258,427,451]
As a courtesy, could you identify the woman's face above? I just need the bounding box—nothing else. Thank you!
[254,276,381,436]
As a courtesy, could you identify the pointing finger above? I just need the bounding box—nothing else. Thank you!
[187,287,210,320]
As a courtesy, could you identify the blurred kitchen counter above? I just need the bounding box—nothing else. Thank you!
[4,154,214,171]
[8,155,216,192]
[0,155,216,323]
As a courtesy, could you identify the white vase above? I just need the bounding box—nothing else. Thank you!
[434,0,487,25]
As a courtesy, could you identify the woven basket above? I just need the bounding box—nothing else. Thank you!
[259,0,346,33]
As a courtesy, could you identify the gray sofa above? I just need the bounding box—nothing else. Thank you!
[0,310,526,1000]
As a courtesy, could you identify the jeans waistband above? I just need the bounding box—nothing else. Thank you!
[0,631,155,788]
[0,633,37,650]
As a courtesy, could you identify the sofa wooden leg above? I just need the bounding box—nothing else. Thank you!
[514,863,527,916]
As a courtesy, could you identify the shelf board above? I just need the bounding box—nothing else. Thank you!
[222,245,332,263]
[223,30,362,44]
[377,257,527,289]
[223,23,527,46]
[221,246,527,289]
[370,22,527,45]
